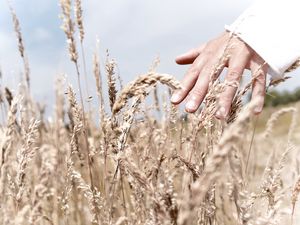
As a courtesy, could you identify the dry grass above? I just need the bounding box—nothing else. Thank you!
[0,1,300,225]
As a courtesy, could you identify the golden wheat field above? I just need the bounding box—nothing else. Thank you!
[1,0,300,225]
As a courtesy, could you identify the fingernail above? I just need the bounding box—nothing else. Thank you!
[254,106,263,114]
[216,107,226,119]
[171,92,181,103]
[253,97,264,114]
[185,100,197,112]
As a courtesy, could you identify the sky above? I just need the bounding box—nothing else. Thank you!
[0,0,299,107]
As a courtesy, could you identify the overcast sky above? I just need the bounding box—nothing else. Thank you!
[0,0,299,106]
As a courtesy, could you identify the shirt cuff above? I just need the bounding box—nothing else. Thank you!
[225,0,300,81]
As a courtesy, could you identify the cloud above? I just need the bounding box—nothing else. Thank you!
[32,27,52,43]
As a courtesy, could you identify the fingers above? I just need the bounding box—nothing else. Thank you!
[215,51,250,119]
[184,66,211,112]
[173,32,268,118]
[171,56,207,104]
[175,44,206,65]
[185,61,226,113]
[250,61,268,114]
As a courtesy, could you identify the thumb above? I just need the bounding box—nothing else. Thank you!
[175,44,206,65]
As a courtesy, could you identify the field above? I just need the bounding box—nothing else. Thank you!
[0,1,300,225]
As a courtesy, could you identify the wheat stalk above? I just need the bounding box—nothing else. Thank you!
[113,72,181,114]
[8,3,30,91]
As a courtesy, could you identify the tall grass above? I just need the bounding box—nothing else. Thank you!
[0,1,299,225]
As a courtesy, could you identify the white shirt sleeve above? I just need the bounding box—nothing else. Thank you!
[225,0,300,80]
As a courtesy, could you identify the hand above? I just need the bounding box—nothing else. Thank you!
[171,32,268,120]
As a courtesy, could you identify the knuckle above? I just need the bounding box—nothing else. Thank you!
[255,73,266,82]
[180,82,192,94]
[179,84,189,93]
[256,88,266,97]
[187,67,200,77]
[252,84,265,96]
[253,74,266,87]
[240,42,252,54]
[226,70,241,81]
[202,47,214,57]
[191,87,205,97]
[220,93,233,103]
[201,66,214,75]
[244,48,253,58]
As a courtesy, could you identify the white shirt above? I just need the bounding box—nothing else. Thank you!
[226,0,300,80]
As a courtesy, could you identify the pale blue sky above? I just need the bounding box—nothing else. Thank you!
[0,0,299,106]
